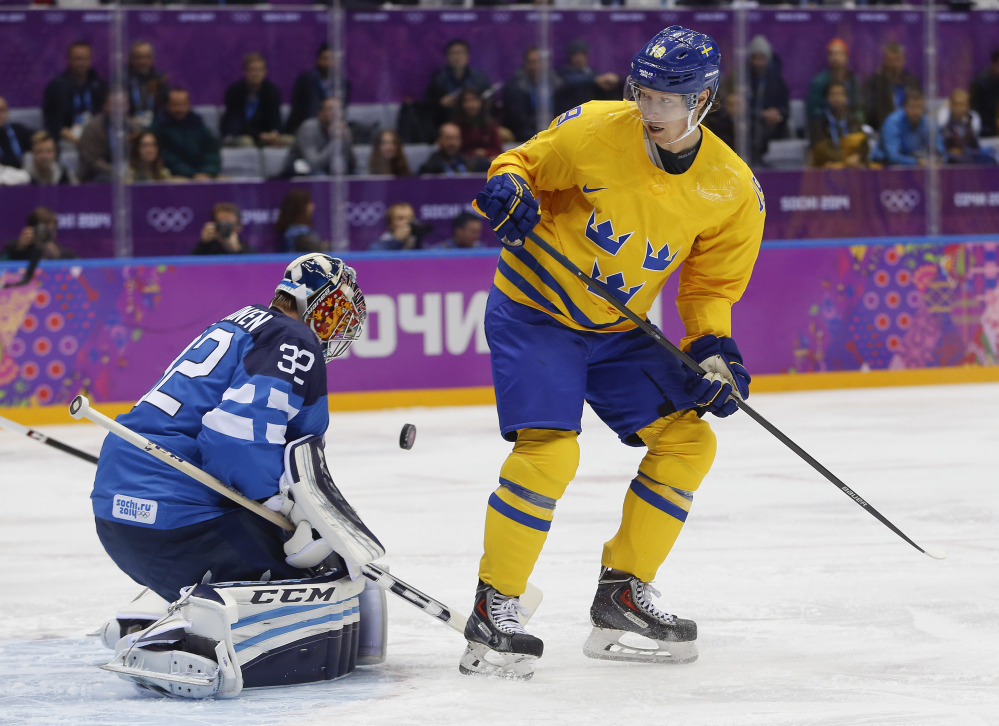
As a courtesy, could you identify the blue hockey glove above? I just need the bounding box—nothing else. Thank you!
[475,173,540,247]
[683,335,751,418]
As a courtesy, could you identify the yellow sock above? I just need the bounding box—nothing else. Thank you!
[479,429,579,596]
[602,410,716,582]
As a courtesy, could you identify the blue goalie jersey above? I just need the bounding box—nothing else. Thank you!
[92,305,330,530]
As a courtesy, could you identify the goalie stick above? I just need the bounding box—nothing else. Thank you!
[68,395,542,633]
[524,230,946,561]
[0,412,99,464]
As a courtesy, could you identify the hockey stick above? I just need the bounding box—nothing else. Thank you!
[1,250,42,288]
[524,230,946,560]
[69,395,290,529]
[0,411,99,464]
[68,395,541,632]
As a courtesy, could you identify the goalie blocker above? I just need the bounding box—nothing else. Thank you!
[272,435,385,576]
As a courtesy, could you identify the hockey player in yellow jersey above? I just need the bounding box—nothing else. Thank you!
[459,26,765,680]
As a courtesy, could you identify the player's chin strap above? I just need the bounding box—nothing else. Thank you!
[641,104,710,171]
[69,395,543,632]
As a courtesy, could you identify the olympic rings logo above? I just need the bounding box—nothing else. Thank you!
[146,206,194,233]
[346,201,386,227]
[880,189,921,214]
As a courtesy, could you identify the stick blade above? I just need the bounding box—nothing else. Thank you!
[922,547,947,560]
[518,583,543,626]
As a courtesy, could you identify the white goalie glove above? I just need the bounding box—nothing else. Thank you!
[265,435,386,577]
[262,494,334,569]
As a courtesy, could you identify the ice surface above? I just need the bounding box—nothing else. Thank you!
[1,384,997,725]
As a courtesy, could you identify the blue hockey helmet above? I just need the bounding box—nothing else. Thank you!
[629,25,722,105]
[276,253,366,362]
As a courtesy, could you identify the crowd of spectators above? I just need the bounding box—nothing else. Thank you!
[2,26,999,260]
[4,19,997,266]
[0,30,659,186]
[3,33,996,189]
[0,39,353,185]
[702,35,998,169]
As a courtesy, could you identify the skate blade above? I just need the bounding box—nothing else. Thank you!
[458,642,537,681]
[582,627,698,664]
[100,650,222,698]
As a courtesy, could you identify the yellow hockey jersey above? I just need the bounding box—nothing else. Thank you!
[486,100,765,349]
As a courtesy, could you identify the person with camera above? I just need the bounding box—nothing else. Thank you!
[192,202,248,255]
[1,207,77,262]
[434,211,484,250]
[369,202,432,251]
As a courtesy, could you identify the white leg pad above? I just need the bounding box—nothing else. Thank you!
[96,588,170,649]
[357,576,388,666]
[101,571,364,698]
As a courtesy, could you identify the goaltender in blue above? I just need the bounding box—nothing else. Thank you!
[88,253,387,698]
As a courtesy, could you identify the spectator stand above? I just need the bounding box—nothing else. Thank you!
[1,6,998,253]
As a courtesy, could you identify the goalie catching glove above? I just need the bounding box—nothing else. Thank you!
[475,172,540,247]
[264,435,385,575]
[683,335,750,418]
[263,495,332,569]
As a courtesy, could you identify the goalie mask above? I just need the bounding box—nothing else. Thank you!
[276,253,366,362]
[626,25,721,142]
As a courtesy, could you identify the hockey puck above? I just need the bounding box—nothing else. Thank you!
[399,423,417,450]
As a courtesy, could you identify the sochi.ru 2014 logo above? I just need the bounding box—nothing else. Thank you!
[879,189,921,214]
[146,206,194,232]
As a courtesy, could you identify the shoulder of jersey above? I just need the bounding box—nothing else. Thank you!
[700,127,752,170]
[269,310,322,351]
[554,101,640,150]
[700,127,757,183]
[225,305,321,355]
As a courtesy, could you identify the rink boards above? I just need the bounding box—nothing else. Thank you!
[2,236,999,423]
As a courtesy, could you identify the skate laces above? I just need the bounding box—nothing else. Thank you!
[491,593,529,635]
[634,581,676,623]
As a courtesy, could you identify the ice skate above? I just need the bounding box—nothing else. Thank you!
[583,567,697,663]
[459,581,543,680]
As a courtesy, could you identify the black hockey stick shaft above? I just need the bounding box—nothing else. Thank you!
[1,250,42,289]
[0,412,99,464]
[525,230,943,559]
[362,562,467,632]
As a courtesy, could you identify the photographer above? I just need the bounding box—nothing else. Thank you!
[1,207,77,262]
[369,202,432,251]
[192,202,248,255]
